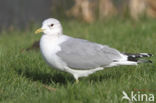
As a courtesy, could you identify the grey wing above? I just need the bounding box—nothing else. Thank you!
[57,37,122,70]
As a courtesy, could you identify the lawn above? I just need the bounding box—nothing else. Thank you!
[0,19,156,103]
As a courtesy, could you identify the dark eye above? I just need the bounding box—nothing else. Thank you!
[50,24,54,27]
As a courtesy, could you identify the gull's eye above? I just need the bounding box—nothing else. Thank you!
[50,24,54,27]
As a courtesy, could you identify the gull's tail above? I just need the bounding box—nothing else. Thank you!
[124,53,153,63]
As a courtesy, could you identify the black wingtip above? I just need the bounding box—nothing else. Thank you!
[148,53,153,57]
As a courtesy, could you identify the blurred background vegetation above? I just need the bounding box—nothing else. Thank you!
[0,0,156,30]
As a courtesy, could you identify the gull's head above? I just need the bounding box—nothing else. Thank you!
[35,18,63,35]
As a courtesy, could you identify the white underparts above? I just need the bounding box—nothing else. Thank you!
[65,66,104,80]
[40,34,68,70]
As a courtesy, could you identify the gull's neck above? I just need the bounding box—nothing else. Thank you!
[40,32,67,47]
[45,32,63,38]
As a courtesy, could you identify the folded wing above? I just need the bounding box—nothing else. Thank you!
[57,37,122,70]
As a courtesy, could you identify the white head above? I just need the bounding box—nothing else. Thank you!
[35,18,63,36]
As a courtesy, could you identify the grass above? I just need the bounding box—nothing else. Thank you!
[0,19,156,103]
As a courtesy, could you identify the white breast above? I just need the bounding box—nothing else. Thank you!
[40,35,68,70]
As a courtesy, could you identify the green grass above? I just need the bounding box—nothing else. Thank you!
[0,19,156,103]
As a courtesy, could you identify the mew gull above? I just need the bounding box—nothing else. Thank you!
[35,18,152,83]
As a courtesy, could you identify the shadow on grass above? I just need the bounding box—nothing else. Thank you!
[87,69,122,82]
[16,68,74,85]
[16,67,125,85]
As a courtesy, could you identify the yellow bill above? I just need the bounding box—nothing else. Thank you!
[35,28,43,34]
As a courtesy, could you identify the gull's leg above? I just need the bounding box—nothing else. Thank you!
[64,67,80,83]
[76,79,79,83]
[73,74,79,83]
